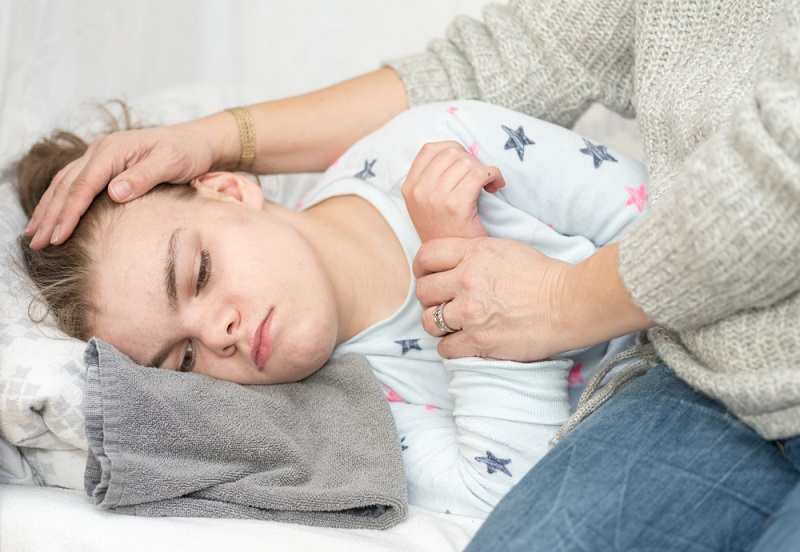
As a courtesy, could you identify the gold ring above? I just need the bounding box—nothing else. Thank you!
[432,301,457,333]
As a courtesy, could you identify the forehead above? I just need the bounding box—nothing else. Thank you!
[89,194,189,361]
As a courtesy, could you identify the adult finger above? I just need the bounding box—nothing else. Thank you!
[412,237,471,278]
[37,149,171,247]
[29,166,100,248]
[420,300,461,337]
[436,329,491,359]
[25,156,86,236]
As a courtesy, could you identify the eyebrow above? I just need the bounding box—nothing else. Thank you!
[164,227,184,311]
[147,227,185,368]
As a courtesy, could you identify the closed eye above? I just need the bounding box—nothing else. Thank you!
[197,249,211,293]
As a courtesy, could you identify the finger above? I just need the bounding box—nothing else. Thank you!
[404,141,462,189]
[411,144,468,202]
[421,303,457,337]
[412,237,471,279]
[481,166,506,193]
[30,165,96,248]
[415,267,467,309]
[26,156,86,236]
[437,330,488,359]
[44,150,168,246]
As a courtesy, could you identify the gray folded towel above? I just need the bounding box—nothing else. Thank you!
[83,338,407,529]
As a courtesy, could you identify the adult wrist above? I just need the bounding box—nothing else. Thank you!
[183,110,245,173]
[563,244,654,347]
[223,106,256,172]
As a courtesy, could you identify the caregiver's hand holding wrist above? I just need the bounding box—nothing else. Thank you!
[414,238,655,360]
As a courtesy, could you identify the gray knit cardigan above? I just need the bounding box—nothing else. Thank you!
[388,0,800,439]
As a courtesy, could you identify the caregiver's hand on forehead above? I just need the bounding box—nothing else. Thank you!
[25,117,228,249]
[413,238,654,360]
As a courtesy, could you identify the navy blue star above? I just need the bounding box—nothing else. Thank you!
[355,159,377,179]
[400,436,408,451]
[475,451,512,477]
[502,125,535,161]
[580,139,617,168]
[395,339,422,355]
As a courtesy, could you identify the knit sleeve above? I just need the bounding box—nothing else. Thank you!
[618,8,800,330]
[386,0,637,127]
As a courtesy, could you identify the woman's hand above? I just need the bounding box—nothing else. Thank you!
[413,238,654,361]
[401,141,505,242]
[25,115,234,249]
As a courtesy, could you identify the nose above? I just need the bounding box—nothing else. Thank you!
[198,303,240,357]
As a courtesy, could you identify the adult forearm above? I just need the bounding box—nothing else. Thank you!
[204,67,409,175]
[563,243,654,348]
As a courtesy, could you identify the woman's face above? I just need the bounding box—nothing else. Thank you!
[90,173,339,384]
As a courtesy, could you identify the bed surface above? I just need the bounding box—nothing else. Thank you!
[0,486,480,551]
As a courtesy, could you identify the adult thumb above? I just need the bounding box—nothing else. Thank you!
[108,167,162,203]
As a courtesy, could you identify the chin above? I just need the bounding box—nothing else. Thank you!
[283,341,336,382]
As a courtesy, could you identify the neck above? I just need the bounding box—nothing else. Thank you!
[263,197,409,344]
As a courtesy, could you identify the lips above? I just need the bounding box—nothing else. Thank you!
[251,310,273,372]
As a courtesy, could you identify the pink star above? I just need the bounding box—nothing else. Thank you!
[447,106,459,115]
[469,141,480,158]
[424,404,439,410]
[625,184,648,212]
[381,384,405,403]
[568,363,584,388]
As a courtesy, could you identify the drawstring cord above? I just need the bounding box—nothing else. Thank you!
[550,332,660,446]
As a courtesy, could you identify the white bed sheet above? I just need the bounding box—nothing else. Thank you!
[0,485,481,552]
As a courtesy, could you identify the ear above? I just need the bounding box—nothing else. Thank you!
[191,172,264,209]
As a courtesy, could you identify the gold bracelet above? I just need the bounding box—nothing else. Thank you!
[224,107,256,172]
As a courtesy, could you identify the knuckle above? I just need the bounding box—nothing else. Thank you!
[459,267,484,292]
[470,328,493,352]
[92,133,114,150]
[420,142,438,156]
[459,299,483,323]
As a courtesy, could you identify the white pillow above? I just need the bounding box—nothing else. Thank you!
[0,177,88,489]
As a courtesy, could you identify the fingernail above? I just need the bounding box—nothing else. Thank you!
[110,180,132,200]
[24,222,35,236]
[32,228,43,245]
[50,225,61,244]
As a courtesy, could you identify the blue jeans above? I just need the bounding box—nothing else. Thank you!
[465,364,800,552]
[752,437,800,550]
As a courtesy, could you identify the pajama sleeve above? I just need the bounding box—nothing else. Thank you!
[320,100,649,264]
[392,358,572,517]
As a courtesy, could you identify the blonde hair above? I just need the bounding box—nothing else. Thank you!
[16,105,195,340]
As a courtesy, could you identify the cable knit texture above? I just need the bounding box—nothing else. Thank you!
[388,0,800,439]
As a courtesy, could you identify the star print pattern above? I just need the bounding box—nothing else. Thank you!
[580,138,618,168]
[502,125,535,161]
[381,384,405,403]
[475,451,512,477]
[395,339,422,355]
[625,184,648,212]
[568,363,584,388]
[305,101,648,516]
[354,159,377,180]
